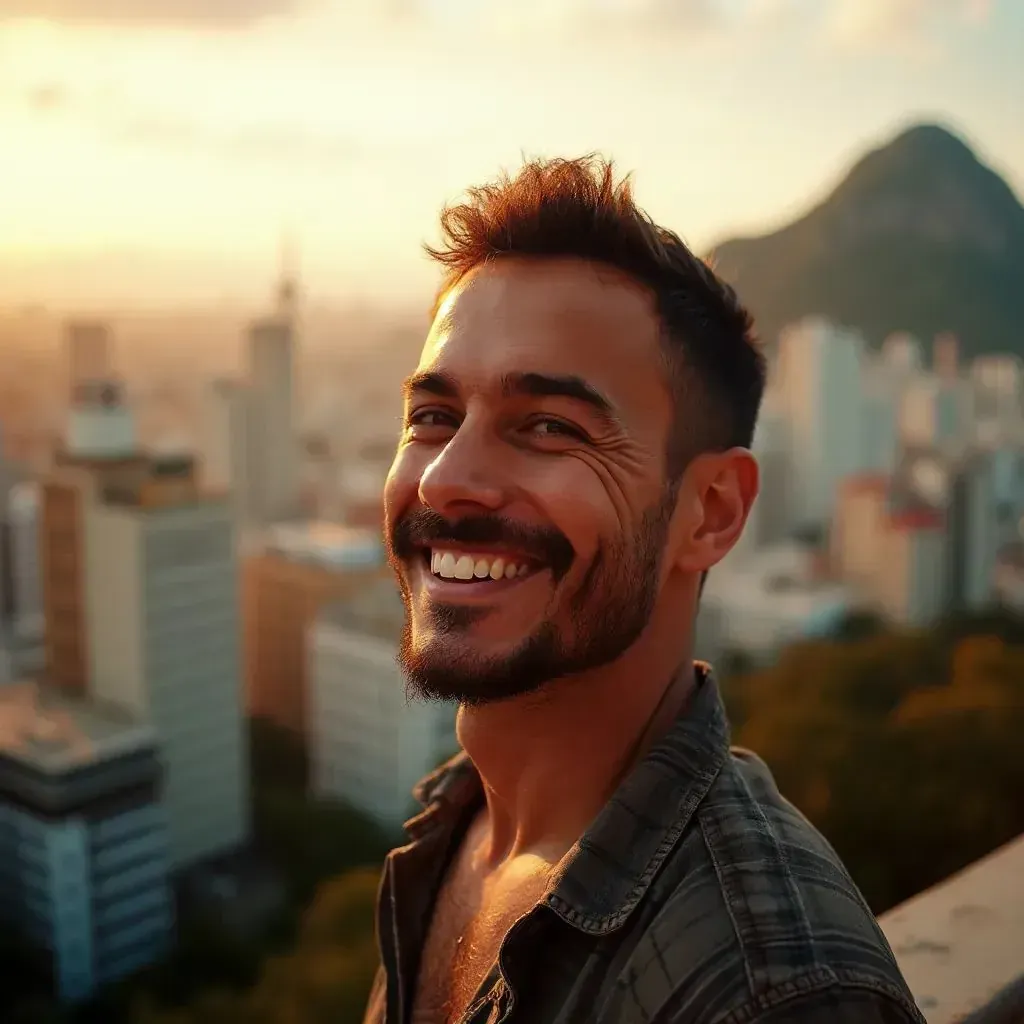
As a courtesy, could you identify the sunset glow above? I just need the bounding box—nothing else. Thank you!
[0,0,1021,307]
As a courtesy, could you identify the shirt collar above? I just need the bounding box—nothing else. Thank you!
[404,663,730,933]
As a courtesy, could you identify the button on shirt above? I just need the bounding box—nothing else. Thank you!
[362,666,926,1024]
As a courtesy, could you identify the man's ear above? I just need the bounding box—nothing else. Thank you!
[668,448,759,575]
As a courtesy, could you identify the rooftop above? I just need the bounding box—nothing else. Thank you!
[881,834,1024,1024]
[0,681,155,775]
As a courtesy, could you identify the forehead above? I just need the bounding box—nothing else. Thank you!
[416,258,668,412]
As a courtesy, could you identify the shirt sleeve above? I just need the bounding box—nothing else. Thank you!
[660,983,927,1024]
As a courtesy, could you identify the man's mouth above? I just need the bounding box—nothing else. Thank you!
[422,547,538,583]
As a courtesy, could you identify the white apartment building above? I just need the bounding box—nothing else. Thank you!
[775,318,867,529]
[0,682,174,1004]
[308,584,457,833]
[83,486,249,869]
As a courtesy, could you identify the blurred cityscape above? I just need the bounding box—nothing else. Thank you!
[1,106,1023,1024]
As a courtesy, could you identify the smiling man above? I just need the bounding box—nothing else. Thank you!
[366,158,924,1024]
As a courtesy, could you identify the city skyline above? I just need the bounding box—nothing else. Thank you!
[0,0,1022,309]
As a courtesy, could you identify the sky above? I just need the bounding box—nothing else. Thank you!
[0,0,1021,310]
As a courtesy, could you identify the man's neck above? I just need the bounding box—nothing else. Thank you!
[455,614,696,871]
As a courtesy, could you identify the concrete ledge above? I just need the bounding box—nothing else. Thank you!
[880,835,1024,1024]
[959,974,1024,1024]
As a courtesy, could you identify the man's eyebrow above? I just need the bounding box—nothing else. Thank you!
[401,370,460,402]
[501,371,620,427]
[401,369,623,429]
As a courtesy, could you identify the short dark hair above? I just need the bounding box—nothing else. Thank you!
[425,155,766,481]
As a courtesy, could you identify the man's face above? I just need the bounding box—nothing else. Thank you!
[384,258,678,705]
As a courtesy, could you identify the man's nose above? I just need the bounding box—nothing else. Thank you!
[418,420,508,516]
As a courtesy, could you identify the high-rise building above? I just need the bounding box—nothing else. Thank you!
[81,458,249,869]
[40,384,249,868]
[200,377,250,523]
[242,255,303,528]
[0,681,174,1004]
[775,318,866,529]
[831,473,891,587]
[247,315,297,526]
[41,379,146,695]
[948,446,1024,611]
[875,510,948,627]
[243,522,386,736]
[747,401,794,547]
[860,361,902,475]
[308,582,456,832]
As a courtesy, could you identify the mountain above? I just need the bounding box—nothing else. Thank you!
[708,123,1024,360]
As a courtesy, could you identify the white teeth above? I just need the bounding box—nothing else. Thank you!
[429,549,535,582]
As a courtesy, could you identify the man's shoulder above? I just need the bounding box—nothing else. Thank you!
[613,747,923,1023]
[698,747,905,969]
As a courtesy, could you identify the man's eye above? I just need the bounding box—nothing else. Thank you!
[406,410,458,432]
[527,418,585,441]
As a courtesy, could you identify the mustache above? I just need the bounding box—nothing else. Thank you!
[390,507,575,581]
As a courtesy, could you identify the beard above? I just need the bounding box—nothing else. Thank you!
[386,494,674,706]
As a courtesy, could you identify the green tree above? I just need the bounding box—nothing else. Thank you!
[727,620,1024,913]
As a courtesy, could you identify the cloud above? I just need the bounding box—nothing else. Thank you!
[822,0,992,52]
[26,82,67,112]
[394,0,786,46]
[0,0,311,28]
[112,113,361,163]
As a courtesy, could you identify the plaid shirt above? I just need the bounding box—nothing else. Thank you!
[363,666,926,1024]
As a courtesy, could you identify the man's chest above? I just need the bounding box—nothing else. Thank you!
[410,851,552,1024]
